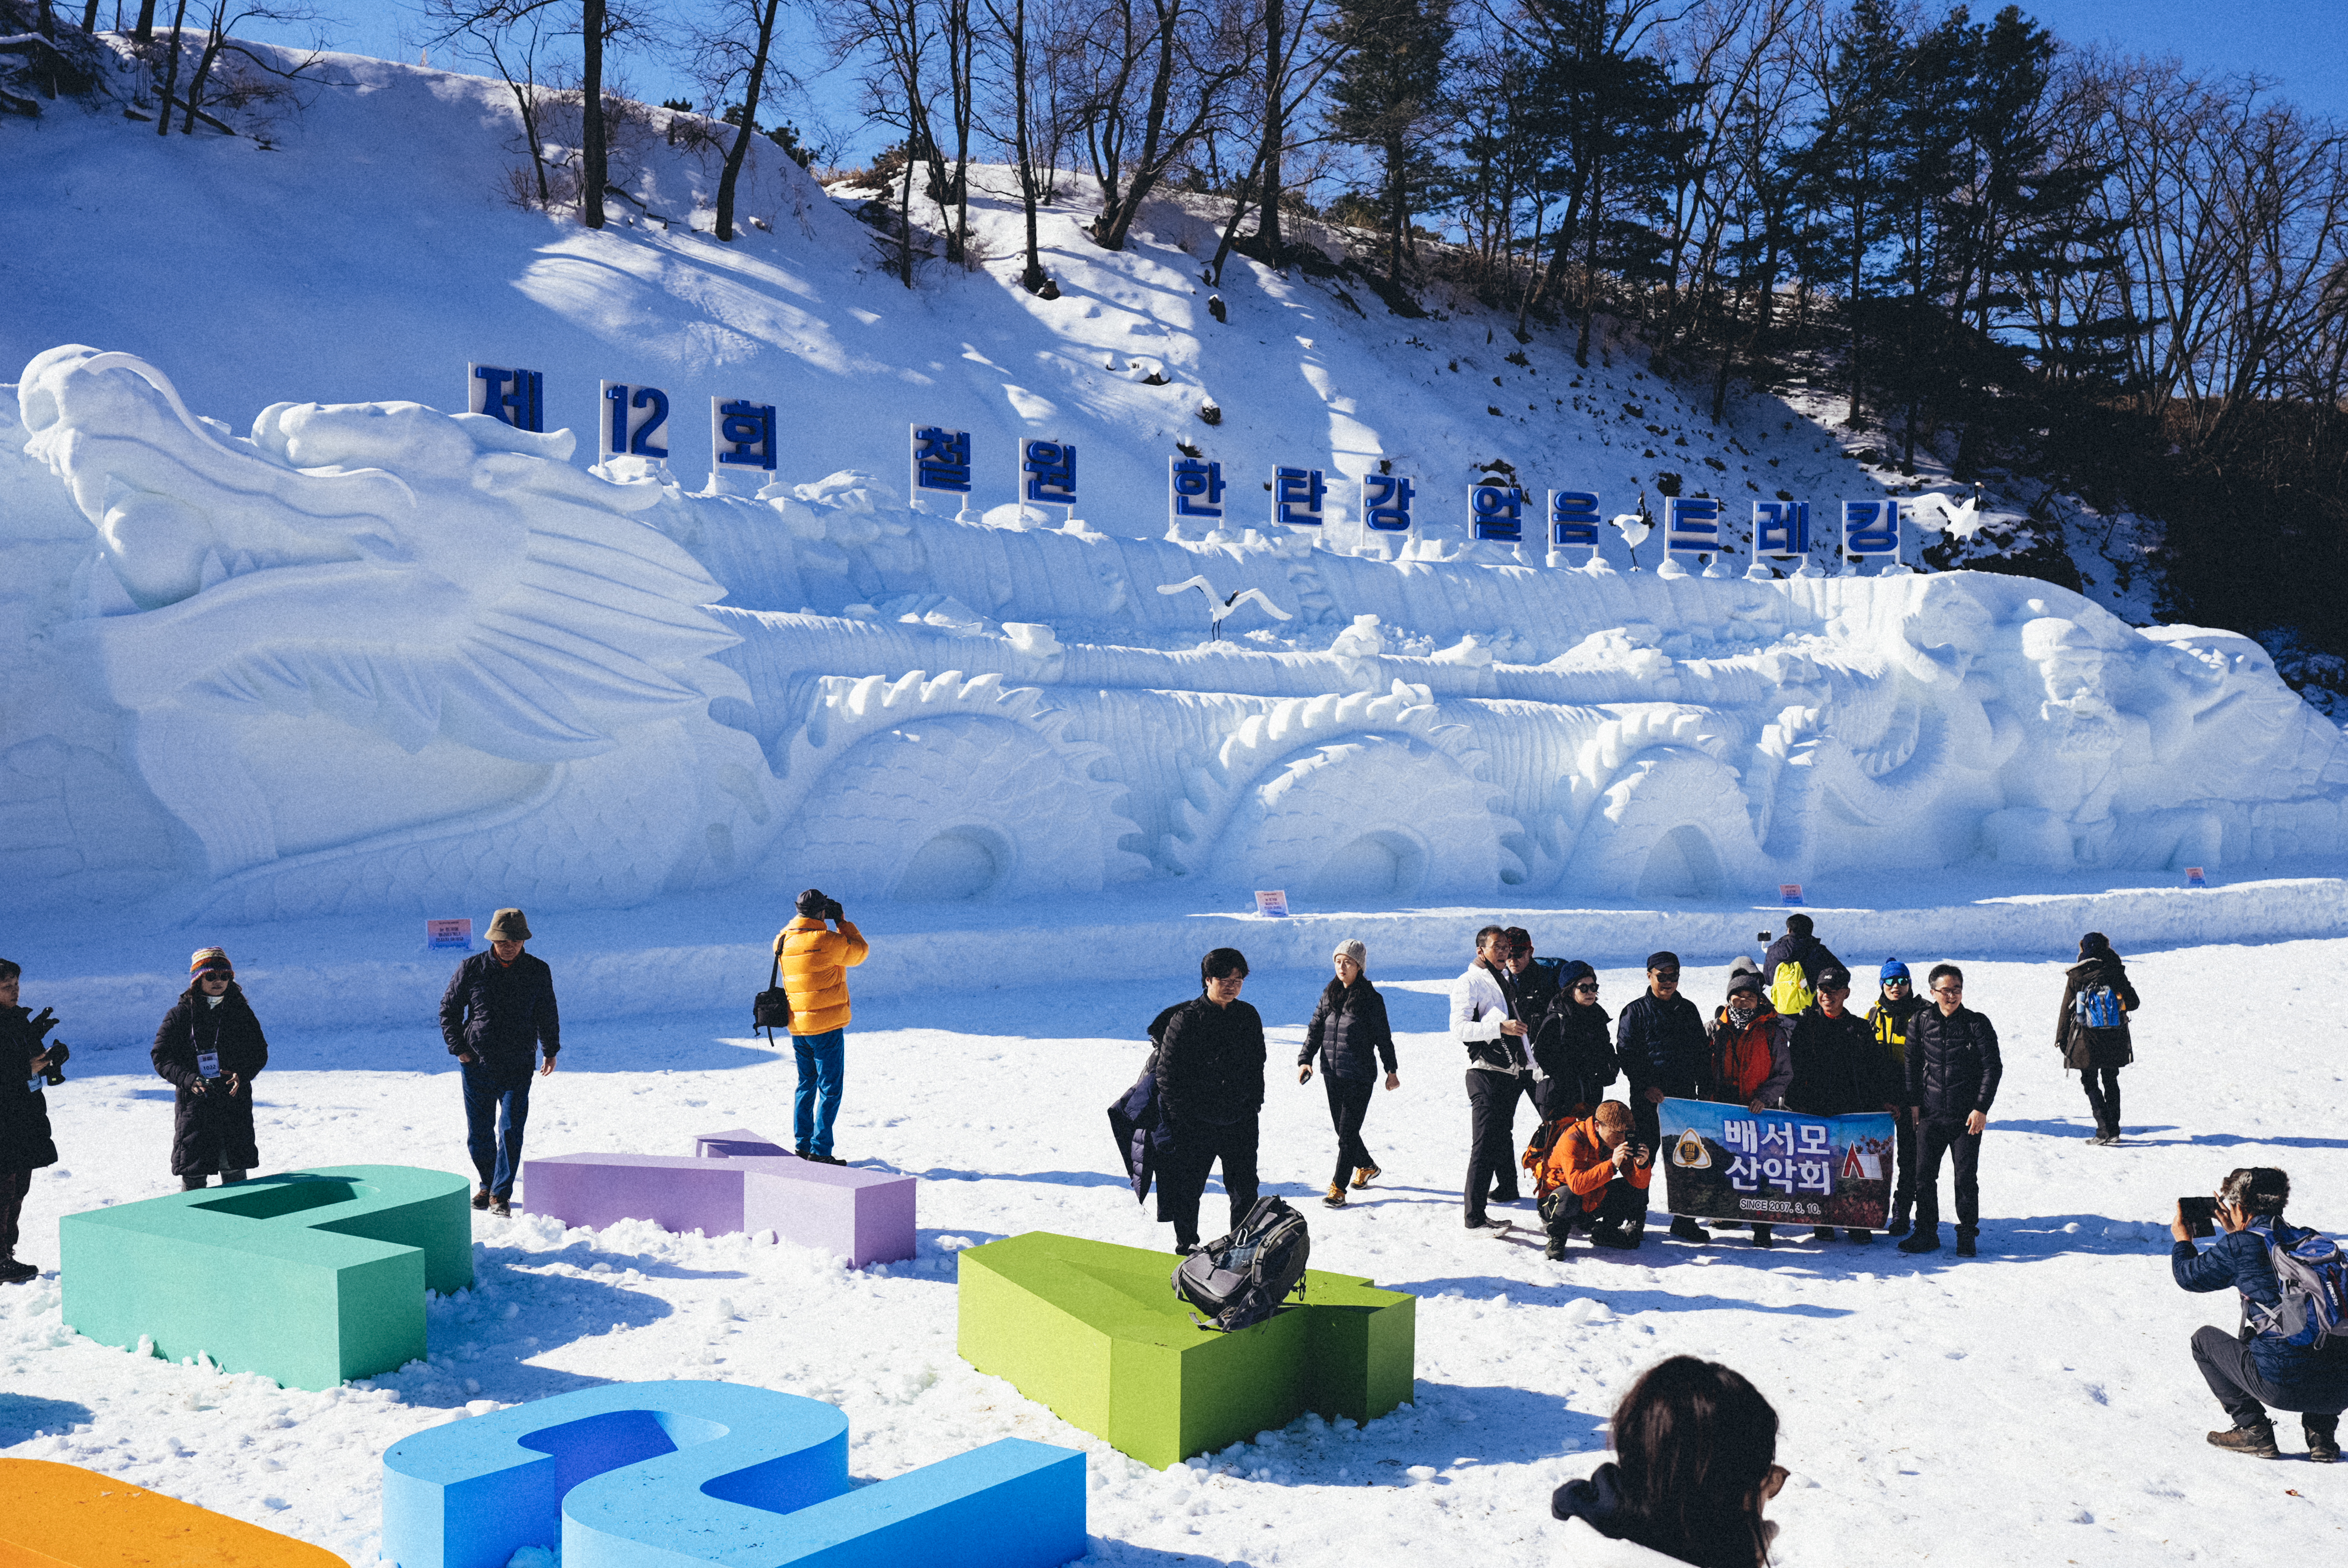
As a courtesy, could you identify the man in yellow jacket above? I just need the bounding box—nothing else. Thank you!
[774,888,869,1163]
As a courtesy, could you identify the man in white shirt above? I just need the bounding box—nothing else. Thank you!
[1453,925,1533,1230]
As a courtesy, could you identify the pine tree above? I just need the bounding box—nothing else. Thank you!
[1326,0,1453,286]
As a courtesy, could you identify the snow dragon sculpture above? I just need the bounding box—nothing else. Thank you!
[5,344,2345,920]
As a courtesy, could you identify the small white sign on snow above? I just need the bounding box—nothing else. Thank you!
[1779,884,1805,907]
[1254,890,1290,919]
[427,918,473,952]
[2186,866,2209,888]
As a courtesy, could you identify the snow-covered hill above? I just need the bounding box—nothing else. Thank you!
[2,40,1940,574]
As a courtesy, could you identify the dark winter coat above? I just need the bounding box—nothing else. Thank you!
[1109,1004,1186,1204]
[2056,955,2139,1070]
[1785,1005,1899,1118]
[1531,966,1617,1114]
[2174,1218,2348,1392]
[1154,996,1266,1129]
[1553,1461,1774,1566]
[1866,994,1925,1106]
[0,1006,60,1173]
[1762,931,1841,993]
[1615,990,1707,1097]
[1299,977,1397,1082]
[439,951,560,1070]
[1502,960,1562,1036]
[1905,1003,2004,1120]
[152,985,269,1177]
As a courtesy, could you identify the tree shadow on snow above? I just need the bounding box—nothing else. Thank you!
[0,1394,95,1445]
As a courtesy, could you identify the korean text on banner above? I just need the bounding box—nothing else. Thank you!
[1655,1099,1896,1230]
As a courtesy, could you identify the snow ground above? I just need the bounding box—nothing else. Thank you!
[2,938,2343,1565]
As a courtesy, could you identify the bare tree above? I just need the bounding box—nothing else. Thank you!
[1070,0,1250,252]
[424,0,567,207]
[689,0,797,241]
[979,0,1051,288]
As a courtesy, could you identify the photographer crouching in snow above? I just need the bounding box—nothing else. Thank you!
[2173,1167,2348,1461]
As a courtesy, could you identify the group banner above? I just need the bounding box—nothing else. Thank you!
[1655,1098,1897,1230]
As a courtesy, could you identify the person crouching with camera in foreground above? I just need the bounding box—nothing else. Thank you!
[775,889,868,1164]
[0,959,64,1285]
[2173,1167,2348,1461]
[1532,1100,1652,1258]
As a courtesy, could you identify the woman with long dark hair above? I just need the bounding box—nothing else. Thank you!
[1552,1356,1786,1566]
[2056,931,2139,1144]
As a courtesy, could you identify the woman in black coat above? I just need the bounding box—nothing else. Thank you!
[152,948,269,1189]
[1528,960,1616,1123]
[2056,931,2140,1145]
[1297,939,1399,1207]
[1,959,63,1283]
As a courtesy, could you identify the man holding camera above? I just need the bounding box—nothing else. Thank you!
[2172,1167,2348,1461]
[0,959,65,1284]
[775,889,869,1164]
[1531,1100,1652,1257]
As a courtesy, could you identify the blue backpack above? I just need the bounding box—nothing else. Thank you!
[2073,981,2125,1031]
[2251,1224,2348,1352]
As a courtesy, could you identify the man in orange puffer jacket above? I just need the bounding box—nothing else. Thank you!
[1531,1100,1652,1257]
[774,888,869,1164]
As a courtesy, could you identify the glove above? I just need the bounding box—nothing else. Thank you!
[29,1007,55,1042]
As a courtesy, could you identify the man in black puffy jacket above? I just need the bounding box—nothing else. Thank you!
[1615,951,1708,1243]
[439,908,560,1217]
[1155,947,1266,1252]
[1785,965,1899,1244]
[1899,963,2002,1257]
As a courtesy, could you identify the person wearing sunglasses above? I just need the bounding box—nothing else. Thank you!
[1866,959,1924,1234]
[1898,963,2002,1257]
[1784,964,1901,1244]
[1528,961,1618,1125]
[1617,952,1709,1244]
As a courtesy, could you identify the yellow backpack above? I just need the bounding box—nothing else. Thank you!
[1769,961,1814,1018]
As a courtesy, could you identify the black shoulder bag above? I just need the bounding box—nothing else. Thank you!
[753,954,792,1043]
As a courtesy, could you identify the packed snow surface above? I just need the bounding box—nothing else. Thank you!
[2,938,2343,1564]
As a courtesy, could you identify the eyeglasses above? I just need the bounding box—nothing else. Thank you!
[1574,982,1600,993]
[1651,971,1680,981]
[1884,978,1911,987]
[1931,984,1962,996]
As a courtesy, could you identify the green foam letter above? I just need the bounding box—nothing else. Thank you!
[62,1166,473,1391]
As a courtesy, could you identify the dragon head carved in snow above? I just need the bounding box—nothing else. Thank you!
[17,344,746,762]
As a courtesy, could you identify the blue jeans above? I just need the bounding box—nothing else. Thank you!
[792,1029,846,1157]
[461,1060,535,1199]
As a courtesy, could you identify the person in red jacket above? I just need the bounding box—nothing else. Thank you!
[1705,972,1793,1249]
[1531,1101,1652,1258]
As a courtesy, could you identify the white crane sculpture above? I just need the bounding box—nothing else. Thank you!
[1156,576,1295,641]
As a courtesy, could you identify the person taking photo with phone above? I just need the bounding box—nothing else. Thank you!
[2172,1167,2348,1461]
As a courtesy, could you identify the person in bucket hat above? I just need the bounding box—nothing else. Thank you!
[438,909,559,1216]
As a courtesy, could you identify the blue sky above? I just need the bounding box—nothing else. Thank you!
[202,0,2348,166]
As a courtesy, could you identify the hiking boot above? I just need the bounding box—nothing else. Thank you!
[1887,1212,1911,1236]
[1955,1231,1979,1258]
[488,1199,512,1219]
[813,1153,848,1166]
[1811,1226,1836,1243]
[1591,1225,1642,1251]
[1898,1230,1942,1254]
[1750,1225,1774,1249]
[0,1257,38,1285]
[2308,1425,2341,1463]
[1669,1216,1706,1243]
[1352,1165,1380,1189]
[2207,1423,2280,1459]
[794,1145,811,1158]
[1544,1236,1567,1261]
[471,1187,492,1210]
[1324,1184,1347,1209]
[1848,1229,1875,1245]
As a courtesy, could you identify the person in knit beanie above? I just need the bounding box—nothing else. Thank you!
[152,948,269,1190]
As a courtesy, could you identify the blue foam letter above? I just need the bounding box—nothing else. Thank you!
[380,1380,1084,1568]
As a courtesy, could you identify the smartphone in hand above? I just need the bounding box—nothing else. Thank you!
[2179,1195,2218,1239]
